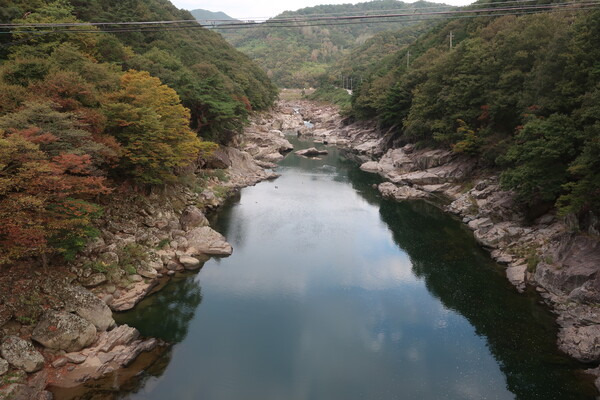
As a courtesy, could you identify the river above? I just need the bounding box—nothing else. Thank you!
[114,135,596,400]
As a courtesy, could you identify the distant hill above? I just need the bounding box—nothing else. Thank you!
[190,9,239,25]
[217,0,451,88]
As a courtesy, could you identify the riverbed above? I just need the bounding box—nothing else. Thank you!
[115,135,596,400]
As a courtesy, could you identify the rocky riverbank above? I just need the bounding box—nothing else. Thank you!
[0,116,293,399]
[276,99,600,389]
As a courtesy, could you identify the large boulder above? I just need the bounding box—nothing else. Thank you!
[61,286,115,331]
[204,148,232,169]
[378,182,430,201]
[535,234,600,298]
[178,255,203,270]
[295,147,328,157]
[32,311,97,352]
[558,325,600,363]
[1,336,45,373]
[180,206,209,231]
[185,227,233,256]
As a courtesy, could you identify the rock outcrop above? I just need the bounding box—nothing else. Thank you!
[32,311,97,352]
[59,285,115,332]
[48,325,162,389]
[1,336,45,373]
[185,226,233,256]
[288,99,600,367]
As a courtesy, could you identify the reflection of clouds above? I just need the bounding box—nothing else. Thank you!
[199,252,417,297]
[407,346,421,362]
[453,379,488,400]
[200,170,420,298]
[149,154,515,400]
[370,332,385,352]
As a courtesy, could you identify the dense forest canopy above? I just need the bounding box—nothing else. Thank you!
[345,6,600,221]
[0,0,276,265]
[213,0,450,88]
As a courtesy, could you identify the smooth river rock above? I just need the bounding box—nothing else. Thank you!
[32,311,97,352]
[185,226,233,256]
[0,336,45,373]
[179,255,202,270]
[295,147,329,157]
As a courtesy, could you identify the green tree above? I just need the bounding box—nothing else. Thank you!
[500,115,583,206]
[103,70,209,185]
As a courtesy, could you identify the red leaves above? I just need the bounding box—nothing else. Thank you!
[51,153,93,175]
[16,127,58,145]
[0,132,111,265]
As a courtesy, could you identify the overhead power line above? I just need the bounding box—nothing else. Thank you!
[0,0,598,34]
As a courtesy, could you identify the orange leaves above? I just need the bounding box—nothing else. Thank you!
[0,130,110,265]
[51,153,92,175]
[15,127,58,145]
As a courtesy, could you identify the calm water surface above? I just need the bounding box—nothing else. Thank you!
[116,136,596,400]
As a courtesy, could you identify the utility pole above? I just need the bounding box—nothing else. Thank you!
[406,50,411,69]
[449,31,454,49]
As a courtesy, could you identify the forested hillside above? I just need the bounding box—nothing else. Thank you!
[214,0,449,88]
[0,0,277,265]
[348,7,600,221]
[190,9,239,25]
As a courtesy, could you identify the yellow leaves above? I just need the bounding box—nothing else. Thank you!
[104,70,208,185]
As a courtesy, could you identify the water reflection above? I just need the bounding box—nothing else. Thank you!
[113,136,595,400]
[115,274,202,344]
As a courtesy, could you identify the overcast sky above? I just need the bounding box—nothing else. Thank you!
[170,0,475,19]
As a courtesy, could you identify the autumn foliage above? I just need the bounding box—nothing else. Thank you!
[0,130,110,264]
[103,70,205,185]
[0,2,225,266]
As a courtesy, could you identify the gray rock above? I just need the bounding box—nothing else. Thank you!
[52,357,67,368]
[0,357,8,375]
[360,161,380,173]
[137,264,158,279]
[96,325,140,353]
[1,336,45,373]
[109,281,157,312]
[535,234,600,298]
[378,182,430,201]
[558,325,600,363]
[180,206,209,231]
[130,274,143,283]
[166,261,180,271]
[65,353,87,364]
[179,256,202,270]
[295,147,328,157]
[80,273,107,288]
[61,286,115,332]
[32,311,97,352]
[391,170,442,186]
[0,383,51,400]
[185,227,233,256]
[205,147,232,169]
[99,252,119,265]
[506,264,528,292]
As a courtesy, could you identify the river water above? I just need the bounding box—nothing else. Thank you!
[115,136,596,400]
